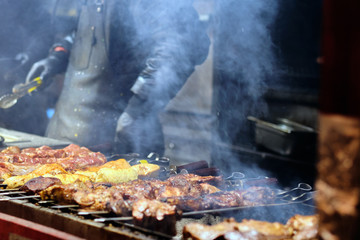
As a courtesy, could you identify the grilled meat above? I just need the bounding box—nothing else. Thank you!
[132,199,180,236]
[183,218,292,240]
[286,214,319,240]
[38,174,274,216]
[167,173,223,186]
[183,218,249,240]
[241,186,276,206]
[74,186,115,211]
[183,215,319,240]
[3,163,68,189]
[0,144,106,177]
[202,191,243,209]
[164,187,274,211]
[20,176,62,194]
[40,180,94,204]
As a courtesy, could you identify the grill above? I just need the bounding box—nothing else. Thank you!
[0,129,317,238]
[0,181,316,239]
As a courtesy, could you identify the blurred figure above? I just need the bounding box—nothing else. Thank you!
[0,0,55,135]
[26,0,210,155]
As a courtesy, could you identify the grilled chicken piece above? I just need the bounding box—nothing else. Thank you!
[82,158,131,172]
[131,163,160,179]
[43,173,91,185]
[95,167,138,183]
[0,166,11,180]
[0,162,40,177]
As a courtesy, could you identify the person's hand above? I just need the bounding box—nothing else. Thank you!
[25,54,66,89]
[114,112,136,154]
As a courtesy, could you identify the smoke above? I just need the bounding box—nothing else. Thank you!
[211,0,280,173]
[214,0,279,101]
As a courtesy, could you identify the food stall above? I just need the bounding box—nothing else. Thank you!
[0,0,359,239]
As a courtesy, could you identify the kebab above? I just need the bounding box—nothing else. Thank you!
[37,174,275,213]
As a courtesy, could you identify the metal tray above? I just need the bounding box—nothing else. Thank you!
[248,116,317,156]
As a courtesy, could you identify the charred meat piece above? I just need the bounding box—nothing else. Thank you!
[20,176,62,194]
[132,199,181,236]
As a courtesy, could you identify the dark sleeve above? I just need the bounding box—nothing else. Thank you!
[22,0,78,63]
[125,0,210,117]
[21,0,55,62]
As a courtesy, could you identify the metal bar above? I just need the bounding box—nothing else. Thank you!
[94,216,133,222]
[51,205,80,209]
[0,191,27,196]
[0,188,20,192]
[37,200,55,204]
[0,195,40,201]
[77,210,110,216]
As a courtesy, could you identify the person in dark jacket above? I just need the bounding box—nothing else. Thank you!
[25,0,210,155]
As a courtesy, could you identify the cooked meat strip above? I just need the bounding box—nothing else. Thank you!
[20,176,62,194]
